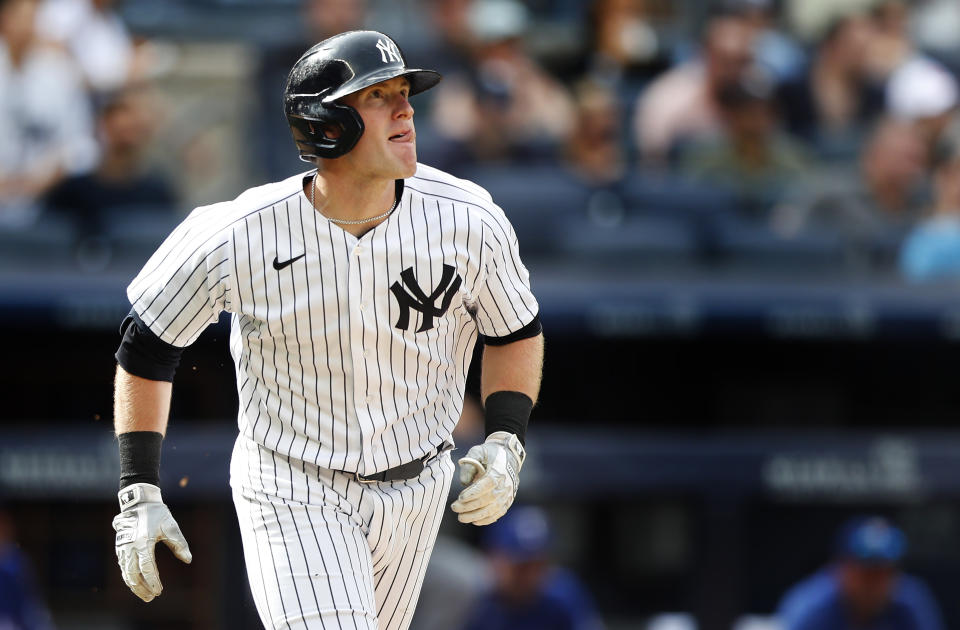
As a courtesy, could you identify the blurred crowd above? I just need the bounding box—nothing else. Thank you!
[0,0,175,270]
[408,504,942,630]
[397,0,960,279]
[4,0,960,279]
[0,0,168,215]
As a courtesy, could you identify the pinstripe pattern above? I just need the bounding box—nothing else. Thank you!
[126,163,538,629]
[232,437,455,630]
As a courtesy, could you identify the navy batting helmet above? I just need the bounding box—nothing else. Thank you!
[283,30,441,161]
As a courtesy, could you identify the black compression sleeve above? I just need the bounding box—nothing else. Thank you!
[115,309,184,382]
[118,431,163,489]
[484,391,533,445]
[482,314,542,346]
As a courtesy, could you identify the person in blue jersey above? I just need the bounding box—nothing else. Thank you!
[0,500,55,630]
[777,516,944,630]
[461,505,604,630]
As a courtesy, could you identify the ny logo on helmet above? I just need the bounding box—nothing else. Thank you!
[376,38,403,64]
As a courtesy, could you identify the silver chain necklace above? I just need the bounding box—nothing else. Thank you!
[311,172,398,226]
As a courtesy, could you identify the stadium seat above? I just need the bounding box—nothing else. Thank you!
[460,165,592,257]
[709,213,848,272]
[0,214,77,269]
[555,209,699,266]
[621,173,737,220]
[100,206,180,266]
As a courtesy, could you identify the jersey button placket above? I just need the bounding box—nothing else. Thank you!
[347,240,375,469]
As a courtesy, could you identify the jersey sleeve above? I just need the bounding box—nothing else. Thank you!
[472,207,540,339]
[775,572,837,630]
[899,576,946,630]
[126,211,234,348]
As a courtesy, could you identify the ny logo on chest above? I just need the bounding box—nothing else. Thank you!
[390,264,462,332]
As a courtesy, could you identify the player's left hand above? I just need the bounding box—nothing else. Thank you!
[450,431,525,526]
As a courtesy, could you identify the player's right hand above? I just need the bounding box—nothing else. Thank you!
[112,483,192,602]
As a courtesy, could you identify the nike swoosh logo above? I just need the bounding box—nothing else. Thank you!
[272,253,306,270]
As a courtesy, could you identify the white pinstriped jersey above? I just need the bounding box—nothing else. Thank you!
[127,163,539,477]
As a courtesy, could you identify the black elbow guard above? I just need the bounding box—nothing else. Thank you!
[482,314,542,346]
[115,309,184,382]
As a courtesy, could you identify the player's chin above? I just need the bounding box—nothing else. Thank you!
[389,146,418,178]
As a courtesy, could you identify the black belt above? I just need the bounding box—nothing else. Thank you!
[355,442,452,484]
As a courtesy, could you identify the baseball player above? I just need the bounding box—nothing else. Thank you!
[110,30,544,630]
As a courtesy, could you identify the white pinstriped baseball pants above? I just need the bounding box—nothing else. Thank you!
[231,441,455,630]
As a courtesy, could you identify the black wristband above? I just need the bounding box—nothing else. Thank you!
[484,391,533,446]
[118,431,163,490]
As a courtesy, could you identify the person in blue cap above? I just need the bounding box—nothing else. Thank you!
[460,505,605,630]
[776,516,944,630]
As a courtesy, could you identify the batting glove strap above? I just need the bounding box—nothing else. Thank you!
[487,431,526,472]
[118,482,163,511]
[450,432,526,526]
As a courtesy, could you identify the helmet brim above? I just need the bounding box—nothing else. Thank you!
[323,68,442,103]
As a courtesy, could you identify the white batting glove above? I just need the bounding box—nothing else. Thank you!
[450,431,526,526]
[112,483,192,602]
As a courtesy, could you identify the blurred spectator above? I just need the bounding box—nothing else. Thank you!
[633,9,755,164]
[421,0,475,75]
[726,0,806,83]
[683,66,809,217]
[910,0,960,58]
[460,505,604,630]
[429,0,575,169]
[885,56,959,157]
[776,12,885,155]
[300,0,366,39]
[35,0,146,93]
[777,516,944,630]
[773,118,928,265]
[253,0,368,180]
[0,500,56,630]
[784,0,876,44]
[581,0,667,92]
[44,85,176,237]
[866,1,914,81]
[0,0,96,226]
[413,535,490,630]
[900,131,960,281]
[563,79,626,187]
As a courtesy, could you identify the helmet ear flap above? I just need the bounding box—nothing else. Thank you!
[288,101,364,160]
